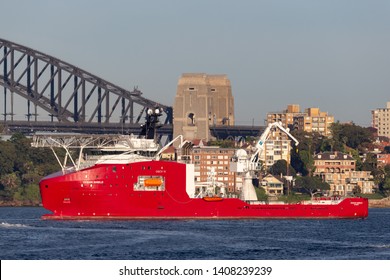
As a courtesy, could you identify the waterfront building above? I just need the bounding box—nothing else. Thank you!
[261,174,284,196]
[372,101,390,138]
[173,73,235,142]
[314,152,375,195]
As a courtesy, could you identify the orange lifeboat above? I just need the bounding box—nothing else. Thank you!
[144,178,163,187]
[202,196,223,202]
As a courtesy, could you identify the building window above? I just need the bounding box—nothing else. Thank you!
[187,113,195,125]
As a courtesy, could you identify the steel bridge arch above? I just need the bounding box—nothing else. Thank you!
[0,38,173,139]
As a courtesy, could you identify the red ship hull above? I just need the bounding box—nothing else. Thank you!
[39,160,368,220]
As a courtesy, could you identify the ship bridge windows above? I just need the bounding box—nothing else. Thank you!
[134,176,165,191]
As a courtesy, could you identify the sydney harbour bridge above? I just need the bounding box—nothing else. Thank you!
[1,38,262,143]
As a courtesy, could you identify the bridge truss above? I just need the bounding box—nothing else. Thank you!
[0,38,173,140]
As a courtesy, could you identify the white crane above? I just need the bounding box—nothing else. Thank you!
[230,122,299,201]
[249,122,299,170]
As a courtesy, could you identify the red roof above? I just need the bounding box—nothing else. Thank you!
[161,146,175,154]
[191,139,205,147]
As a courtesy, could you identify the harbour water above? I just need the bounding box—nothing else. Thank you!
[0,207,389,260]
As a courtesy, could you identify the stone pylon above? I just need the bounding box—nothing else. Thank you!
[173,73,234,142]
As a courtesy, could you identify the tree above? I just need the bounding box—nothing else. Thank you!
[291,130,325,154]
[377,165,390,196]
[352,185,362,196]
[299,150,315,176]
[290,131,326,176]
[207,139,235,148]
[270,159,296,177]
[0,141,17,175]
[0,173,21,201]
[380,177,390,196]
[10,133,33,174]
[330,122,375,152]
[385,164,390,176]
[361,153,377,172]
[0,133,62,204]
[294,176,330,198]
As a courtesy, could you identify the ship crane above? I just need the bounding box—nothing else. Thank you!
[230,122,299,201]
[249,122,299,171]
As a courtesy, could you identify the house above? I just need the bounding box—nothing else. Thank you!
[160,146,176,161]
[377,153,390,168]
[261,174,284,196]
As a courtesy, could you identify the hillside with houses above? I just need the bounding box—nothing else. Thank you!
[162,121,390,204]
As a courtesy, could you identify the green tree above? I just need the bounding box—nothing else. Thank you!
[348,148,363,170]
[21,184,41,205]
[290,130,326,176]
[0,173,21,201]
[380,177,390,196]
[9,133,34,174]
[299,150,315,176]
[0,141,17,175]
[385,164,390,177]
[0,133,63,204]
[207,139,235,148]
[270,159,296,177]
[361,153,377,172]
[330,122,375,152]
[294,176,330,198]
[255,186,268,201]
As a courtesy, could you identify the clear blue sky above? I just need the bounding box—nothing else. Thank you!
[1,0,390,126]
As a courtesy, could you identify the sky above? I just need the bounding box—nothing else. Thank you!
[1,0,390,126]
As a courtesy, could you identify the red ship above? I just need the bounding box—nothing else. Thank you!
[34,109,368,220]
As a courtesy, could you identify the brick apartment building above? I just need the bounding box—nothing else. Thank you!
[176,141,238,193]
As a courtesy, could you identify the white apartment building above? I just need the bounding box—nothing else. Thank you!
[372,101,390,138]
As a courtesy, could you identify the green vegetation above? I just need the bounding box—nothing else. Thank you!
[255,186,268,201]
[293,176,330,198]
[269,159,296,177]
[276,193,311,203]
[359,193,386,199]
[207,139,236,148]
[0,133,61,205]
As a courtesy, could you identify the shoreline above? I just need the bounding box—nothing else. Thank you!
[0,201,41,207]
[368,197,390,208]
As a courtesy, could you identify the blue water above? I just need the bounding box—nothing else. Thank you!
[0,207,389,260]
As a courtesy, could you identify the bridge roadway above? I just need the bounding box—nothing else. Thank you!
[210,125,265,139]
[2,120,172,135]
[2,121,264,140]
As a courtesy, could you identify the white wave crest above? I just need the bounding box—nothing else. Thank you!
[0,222,29,228]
